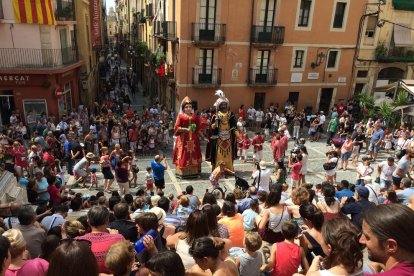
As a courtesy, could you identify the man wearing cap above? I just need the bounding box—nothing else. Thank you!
[340,186,375,230]
[73,152,95,187]
[251,161,272,192]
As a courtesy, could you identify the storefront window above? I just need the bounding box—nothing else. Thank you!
[23,100,48,126]
[58,82,73,117]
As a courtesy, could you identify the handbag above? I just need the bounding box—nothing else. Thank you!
[323,162,337,171]
[258,207,285,243]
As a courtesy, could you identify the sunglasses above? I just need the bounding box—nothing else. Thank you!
[60,238,92,248]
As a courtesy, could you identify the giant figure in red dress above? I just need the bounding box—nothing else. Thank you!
[172,96,203,178]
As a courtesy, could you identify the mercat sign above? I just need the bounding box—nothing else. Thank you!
[0,75,30,85]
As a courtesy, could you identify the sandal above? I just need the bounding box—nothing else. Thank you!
[262,245,271,264]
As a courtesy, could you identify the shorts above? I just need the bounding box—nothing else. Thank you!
[341,151,352,160]
[392,176,402,187]
[146,182,154,190]
[253,150,263,160]
[369,143,380,153]
[380,179,392,190]
[102,167,114,180]
[154,179,165,189]
[74,169,87,177]
[309,131,316,137]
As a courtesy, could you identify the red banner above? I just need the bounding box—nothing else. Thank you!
[90,0,102,49]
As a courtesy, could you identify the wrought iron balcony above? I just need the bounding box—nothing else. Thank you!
[55,0,75,21]
[154,21,177,40]
[192,67,222,88]
[248,68,277,86]
[250,25,285,45]
[191,23,226,45]
[146,4,153,18]
[0,47,78,69]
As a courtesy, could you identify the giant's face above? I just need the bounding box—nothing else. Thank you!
[219,102,228,112]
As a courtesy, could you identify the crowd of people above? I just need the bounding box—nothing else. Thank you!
[0,50,414,275]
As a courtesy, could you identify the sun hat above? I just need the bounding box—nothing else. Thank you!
[86,152,95,159]
[356,186,369,198]
[148,207,166,225]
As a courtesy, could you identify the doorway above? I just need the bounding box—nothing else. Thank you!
[0,90,15,126]
[288,92,299,110]
[254,92,265,110]
[318,88,333,114]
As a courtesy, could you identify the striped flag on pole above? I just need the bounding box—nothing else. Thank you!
[13,0,56,25]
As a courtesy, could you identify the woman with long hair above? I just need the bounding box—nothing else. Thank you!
[305,218,363,276]
[201,204,229,239]
[166,210,210,269]
[299,203,325,264]
[258,191,291,243]
[299,146,309,185]
[146,251,185,276]
[189,237,238,276]
[316,184,342,221]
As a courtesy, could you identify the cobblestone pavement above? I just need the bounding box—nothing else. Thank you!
[71,134,391,199]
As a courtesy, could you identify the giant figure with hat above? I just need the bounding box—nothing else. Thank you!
[172,96,203,178]
[206,90,238,172]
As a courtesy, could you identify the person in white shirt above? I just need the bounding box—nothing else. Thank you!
[363,176,380,205]
[255,109,264,131]
[356,156,374,186]
[251,161,272,192]
[41,205,68,231]
[247,105,256,128]
[279,113,287,126]
[377,157,397,190]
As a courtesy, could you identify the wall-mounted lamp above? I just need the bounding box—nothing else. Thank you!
[311,52,326,69]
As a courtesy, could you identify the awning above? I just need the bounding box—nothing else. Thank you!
[393,0,414,11]
[393,24,413,47]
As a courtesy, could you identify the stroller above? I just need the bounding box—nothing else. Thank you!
[235,175,249,193]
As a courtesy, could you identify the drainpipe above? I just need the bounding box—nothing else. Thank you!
[247,0,254,88]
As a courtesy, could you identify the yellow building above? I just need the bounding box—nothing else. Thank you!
[107,6,117,45]
[354,0,414,98]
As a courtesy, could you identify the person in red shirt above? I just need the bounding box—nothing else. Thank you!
[128,125,139,152]
[12,141,28,177]
[47,175,65,204]
[252,132,264,164]
[42,147,55,168]
[238,104,246,122]
[336,101,345,116]
[288,154,302,189]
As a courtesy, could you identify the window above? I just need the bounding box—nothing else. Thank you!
[357,70,368,78]
[298,0,312,27]
[365,16,378,38]
[327,50,339,68]
[200,0,216,28]
[333,2,347,29]
[293,50,305,68]
[23,100,48,124]
[354,83,365,94]
[58,82,73,117]
[256,50,270,71]
[259,0,276,27]
[199,49,214,74]
[0,1,4,19]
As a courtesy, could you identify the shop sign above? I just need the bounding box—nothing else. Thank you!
[0,75,30,85]
[55,87,64,100]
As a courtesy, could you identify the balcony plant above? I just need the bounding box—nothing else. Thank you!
[375,42,388,58]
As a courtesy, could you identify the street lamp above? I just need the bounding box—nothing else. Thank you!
[311,52,326,69]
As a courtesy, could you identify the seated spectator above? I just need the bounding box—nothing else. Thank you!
[46,175,65,205]
[397,178,414,205]
[218,201,245,248]
[340,186,375,230]
[335,180,354,201]
[0,236,11,275]
[66,197,88,221]
[186,185,201,210]
[15,206,46,259]
[236,232,263,276]
[130,197,146,220]
[189,237,238,276]
[39,234,60,262]
[47,239,98,276]
[105,240,137,276]
[316,184,342,221]
[61,220,86,239]
[157,197,181,228]
[17,258,48,276]
[242,199,259,231]
[200,204,229,239]
[238,186,258,213]
[40,205,68,231]
[75,206,124,273]
[2,229,29,275]
[108,203,138,242]
[175,195,192,223]
[146,251,185,276]
[166,210,210,269]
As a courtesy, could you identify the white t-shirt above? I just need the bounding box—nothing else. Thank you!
[326,157,338,176]
[279,116,287,125]
[319,115,326,124]
[255,111,264,122]
[378,161,397,181]
[365,183,380,205]
[252,168,272,192]
[247,108,256,120]
[357,163,374,180]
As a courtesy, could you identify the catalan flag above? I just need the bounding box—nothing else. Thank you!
[13,0,56,25]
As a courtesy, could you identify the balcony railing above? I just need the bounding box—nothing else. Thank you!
[250,25,285,45]
[146,4,153,18]
[376,47,414,63]
[191,23,226,45]
[55,0,75,21]
[192,67,222,87]
[0,48,78,69]
[154,21,176,40]
[248,68,277,86]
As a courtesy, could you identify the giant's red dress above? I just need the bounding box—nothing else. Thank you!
[173,113,202,178]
